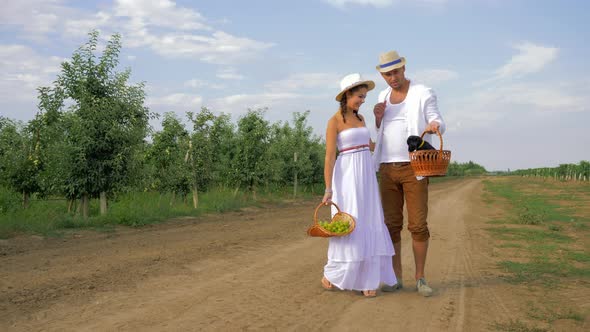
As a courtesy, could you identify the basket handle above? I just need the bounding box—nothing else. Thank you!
[420,129,443,152]
[313,201,341,225]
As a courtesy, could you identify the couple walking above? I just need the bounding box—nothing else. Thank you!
[320,50,446,298]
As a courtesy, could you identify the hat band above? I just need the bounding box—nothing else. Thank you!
[379,58,402,68]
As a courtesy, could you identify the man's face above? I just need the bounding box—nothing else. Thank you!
[380,66,406,89]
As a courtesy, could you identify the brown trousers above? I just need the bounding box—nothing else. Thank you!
[379,163,429,243]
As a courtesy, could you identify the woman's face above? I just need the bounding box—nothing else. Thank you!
[346,87,368,111]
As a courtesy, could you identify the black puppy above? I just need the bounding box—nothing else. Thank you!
[407,135,436,152]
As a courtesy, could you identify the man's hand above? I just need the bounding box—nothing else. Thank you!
[424,121,440,134]
[373,100,386,127]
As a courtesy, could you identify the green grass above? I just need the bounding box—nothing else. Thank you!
[499,258,588,284]
[498,243,524,249]
[483,178,590,329]
[491,319,549,332]
[487,227,572,243]
[483,177,590,284]
[483,179,585,225]
[0,185,322,238]
[527,304,585,323]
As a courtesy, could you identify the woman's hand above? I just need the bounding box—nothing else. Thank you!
[322,192,332,204]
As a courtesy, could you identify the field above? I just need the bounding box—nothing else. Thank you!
[1,177,588,331]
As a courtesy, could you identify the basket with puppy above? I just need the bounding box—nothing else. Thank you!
[407,129,451,177]
[307,201,356,238]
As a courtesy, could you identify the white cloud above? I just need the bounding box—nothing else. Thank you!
[0,0,70,41]
[2,0,274,65]
[184,79,207,88]
[444,81,588,133]
[477,42,558,85]
[216,68,245,80]
[147,93,203,109]
[322,0,448,9]
[0,45,63,101]
[184,79,224,89]
[265,73,341,93]
[114,0,210,31]
[64,11,113,38]
[323,0,396,8]
[412,69,459,86]
[209,92,301,116]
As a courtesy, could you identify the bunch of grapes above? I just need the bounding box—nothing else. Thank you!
[318,219,351,234]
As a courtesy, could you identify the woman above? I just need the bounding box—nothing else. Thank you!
[321,73,397,297]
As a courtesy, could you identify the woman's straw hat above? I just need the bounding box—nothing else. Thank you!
[335,73,375,101]
[376,50,406,73]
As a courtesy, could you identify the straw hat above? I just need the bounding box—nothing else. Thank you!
[376,50,406,73]
[335,73,375,101]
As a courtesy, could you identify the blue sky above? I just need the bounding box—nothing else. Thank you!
[1,0,588,171]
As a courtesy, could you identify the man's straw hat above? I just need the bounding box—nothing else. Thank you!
[335,73,375,102]
[376,50,406,73]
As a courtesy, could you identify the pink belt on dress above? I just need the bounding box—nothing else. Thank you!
[339,144,370,153]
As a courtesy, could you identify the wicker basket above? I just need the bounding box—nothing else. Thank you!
[306,201,356,238]
[409,130,452,177]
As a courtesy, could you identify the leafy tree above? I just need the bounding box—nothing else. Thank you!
[233,108,270,198]
[187,107,216,208]
[146,112,190,203]
[37,30,152,217]
[0,119,40,207]
[209,113,236,187]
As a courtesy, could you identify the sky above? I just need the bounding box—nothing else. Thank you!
[1,0,589,171]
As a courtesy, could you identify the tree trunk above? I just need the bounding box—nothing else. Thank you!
[22,191,30,209]
[293,152,298,198]
[170,192,176,206]
[67,199,74,213]
[233,185,240,198]
[100,192,107,215]
[192,184,199,209]
[76,198,82,215]
[81,194,89,219]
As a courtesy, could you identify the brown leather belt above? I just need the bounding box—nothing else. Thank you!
[382,162,411,166]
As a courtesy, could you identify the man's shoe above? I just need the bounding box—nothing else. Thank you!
[416,278,433,297]
[381,282,403,292]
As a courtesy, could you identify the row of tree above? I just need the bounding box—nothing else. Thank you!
[0,31,325,218]
[446,161,487,176]
[509,161,590,181]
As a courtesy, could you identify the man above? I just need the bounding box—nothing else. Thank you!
[372,50,445,297]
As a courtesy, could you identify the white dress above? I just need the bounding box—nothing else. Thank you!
[324,127,397,291]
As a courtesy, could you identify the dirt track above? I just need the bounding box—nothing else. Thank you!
[0,179,581,331]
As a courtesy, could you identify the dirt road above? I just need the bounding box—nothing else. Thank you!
[0,179,559,331]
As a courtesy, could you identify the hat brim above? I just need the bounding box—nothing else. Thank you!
[376,57,406,73]
[335,80,375,101]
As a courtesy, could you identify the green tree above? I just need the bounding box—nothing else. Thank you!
[209,113,236,187]
[0,119,41,208]
[37,30,152,218]
[187,107,216,208]
[233,109,270,198]
[146,112,190,204]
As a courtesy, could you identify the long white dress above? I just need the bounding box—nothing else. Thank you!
[324,126,397,291]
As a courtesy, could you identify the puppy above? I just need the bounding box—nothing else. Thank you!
[407,135,436,152]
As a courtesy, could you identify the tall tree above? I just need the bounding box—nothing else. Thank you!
[0,119,40,208]
[233,109,270,199]
[187,107,215,208]
[146,112,190,203]
[38,30,152,218]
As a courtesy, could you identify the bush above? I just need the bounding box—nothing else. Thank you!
[0,187,20,214]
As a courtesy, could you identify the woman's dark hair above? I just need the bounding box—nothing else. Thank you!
[339,84,366,123]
